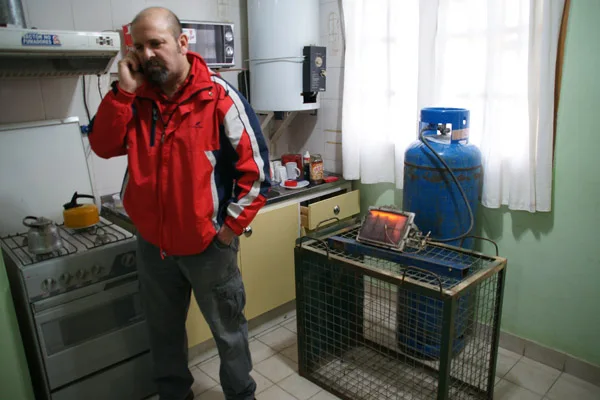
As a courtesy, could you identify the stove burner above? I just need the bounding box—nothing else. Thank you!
[75,225,100,234]
[95,228,111,245]
[35,250,64,260]
[0,217,134,267]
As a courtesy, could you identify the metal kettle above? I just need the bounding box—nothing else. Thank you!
[63,192,100,229]
[22,216,63,254]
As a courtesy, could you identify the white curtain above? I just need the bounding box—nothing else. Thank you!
[341,0,565,212]
[340,0,420,184]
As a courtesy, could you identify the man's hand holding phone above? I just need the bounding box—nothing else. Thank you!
[118,53,145,94]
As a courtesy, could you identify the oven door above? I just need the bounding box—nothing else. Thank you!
[32,275,150,391]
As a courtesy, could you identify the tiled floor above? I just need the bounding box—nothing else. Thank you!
[154,311,600,400]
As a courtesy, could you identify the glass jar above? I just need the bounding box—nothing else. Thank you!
[309,154,324,184]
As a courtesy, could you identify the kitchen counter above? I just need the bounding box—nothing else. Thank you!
[100,174,350,228]
[263,174,348,205]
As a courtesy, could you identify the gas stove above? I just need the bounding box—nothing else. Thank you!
[0,119,154,400]
[1,217,137,302]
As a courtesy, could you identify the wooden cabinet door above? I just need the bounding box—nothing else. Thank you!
[240,203,299,320]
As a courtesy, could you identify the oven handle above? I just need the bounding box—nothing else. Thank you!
[32,273,139,316]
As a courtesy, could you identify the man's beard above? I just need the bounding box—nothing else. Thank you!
[143,46,182,85]
[143,58,169,85]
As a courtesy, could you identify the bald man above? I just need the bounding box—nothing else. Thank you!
[89,7,269,400]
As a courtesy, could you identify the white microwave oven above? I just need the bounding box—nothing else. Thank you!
[181,21,235,68]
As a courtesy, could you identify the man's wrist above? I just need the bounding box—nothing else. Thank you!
[217,225,236,245]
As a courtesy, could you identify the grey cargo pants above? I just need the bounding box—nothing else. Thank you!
[136,234,256,400]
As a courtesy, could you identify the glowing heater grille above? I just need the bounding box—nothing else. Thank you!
[356,207,416,251]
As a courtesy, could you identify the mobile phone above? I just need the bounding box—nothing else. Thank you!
[129,64,143,73]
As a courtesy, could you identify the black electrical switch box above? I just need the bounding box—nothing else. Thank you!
[302,45,326,104]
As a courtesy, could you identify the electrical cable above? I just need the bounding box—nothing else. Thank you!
[244,56,304,62]
[97,75,103,100]
[82,76,91,123]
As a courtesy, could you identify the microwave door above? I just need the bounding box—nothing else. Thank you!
[194,26,219,64]
[182,21,234,68]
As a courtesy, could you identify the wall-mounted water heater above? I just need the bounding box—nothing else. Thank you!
[247,0,325,112]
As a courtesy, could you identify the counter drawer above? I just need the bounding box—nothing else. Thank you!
[301,190,360,230]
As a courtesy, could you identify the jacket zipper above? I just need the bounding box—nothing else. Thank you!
[150,103,158,147]
[142,85,213,256]
[151,85,211,146]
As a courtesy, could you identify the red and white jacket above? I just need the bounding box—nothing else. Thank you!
[89,52,271,256]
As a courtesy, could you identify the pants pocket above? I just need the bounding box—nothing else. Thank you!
[212,235,239,252]
[213,270,246,327]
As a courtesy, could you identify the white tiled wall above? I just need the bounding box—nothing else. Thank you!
[274,0,344,174]
[0,0,247,196]
[1,0,343,194]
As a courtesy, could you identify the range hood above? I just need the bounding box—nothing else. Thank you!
[0,27,121,78]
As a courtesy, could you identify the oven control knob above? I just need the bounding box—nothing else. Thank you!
[60,273,72,285]
[76,269,88,280]
[121,253,136,268]
[41,278,56,292]
[91,264,103,275]
[225,46,234,57]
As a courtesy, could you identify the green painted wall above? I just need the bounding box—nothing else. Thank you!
[0,249,35,400]
[356,0,600,366]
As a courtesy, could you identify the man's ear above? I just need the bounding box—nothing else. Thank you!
[178,32,189,54]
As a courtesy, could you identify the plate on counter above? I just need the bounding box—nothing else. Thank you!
[280,180,310,190]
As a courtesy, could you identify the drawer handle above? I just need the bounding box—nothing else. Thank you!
[316,217,340,230]
[333,205,341,215]
[243,226,253,237]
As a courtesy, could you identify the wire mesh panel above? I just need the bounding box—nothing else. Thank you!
[449,273,503,399]
[295,225,506,400]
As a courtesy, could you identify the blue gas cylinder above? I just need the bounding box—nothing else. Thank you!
[403,108,482,249]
